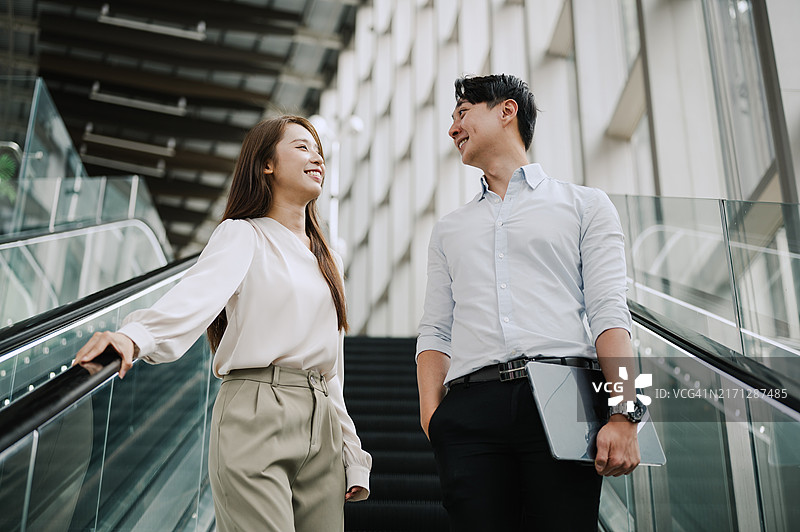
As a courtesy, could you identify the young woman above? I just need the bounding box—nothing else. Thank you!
[74,116,371,531]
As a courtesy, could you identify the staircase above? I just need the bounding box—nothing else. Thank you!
[343,337,448,532]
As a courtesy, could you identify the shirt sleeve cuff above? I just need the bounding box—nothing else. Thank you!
[117,321,157,362]
[345,465,371,502]
[415,337,452,363]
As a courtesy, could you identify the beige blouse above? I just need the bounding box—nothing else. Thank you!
[118,217,371,499]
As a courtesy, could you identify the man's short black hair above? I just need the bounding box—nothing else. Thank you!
[454,74,538,150]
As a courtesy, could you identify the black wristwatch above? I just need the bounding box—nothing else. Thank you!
[608,397,647,423]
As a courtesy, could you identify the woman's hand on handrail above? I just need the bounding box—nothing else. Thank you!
[73,331,138,379]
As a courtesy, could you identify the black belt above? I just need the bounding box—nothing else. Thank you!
[447,356,600,388]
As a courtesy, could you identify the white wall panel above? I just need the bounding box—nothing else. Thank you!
[390,158,412,263]
[370,206,391,304]
[355,7,375,81]
[572,0,636,193]
[374,34,394,116]
[413,7,437,106]
[373,0,393,35]
[458,0,491,75]
[640,0,724,198]
[366,300,390,336]
[338,195,353,266]
[371,117,392,204]
[413,106,437,215]
[337,50,358,117]
[389,260,412,336]
[436,154,463,218]
[490,4,527,78]
[346,246,369,333]
[352,162,370,245]
[393,0,414,66]
[529,57,579,183]
[338,134,356,195]
[461,163,484,206]
[411,212,436,330]
[436,44,459,158]
[356,80,373,159]
[393,68,413,160]
[436,0,458,43]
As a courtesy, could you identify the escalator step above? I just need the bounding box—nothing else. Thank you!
[368,473,442,501]
[346,387,418,400]
[359,431,429,452]
[346,399,419,416]
[345,500,448,532]
[349,414,420,432]
[370,450,437,474]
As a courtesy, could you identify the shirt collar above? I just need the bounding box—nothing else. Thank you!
[477,163,548,201]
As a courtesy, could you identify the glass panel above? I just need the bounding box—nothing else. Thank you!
[0,433,35,532]
[1,267,214,530]
[0,77,37,235]
[0,221,169,329]
[599,324,742,531]
[133,177,171,253]
[623,195,742,353]
[52,177,104,228]
[101,177,133,224]
[725,200,800,387]
[749,399,800,529]
[25,386,112,532]
[0,270,180,404]
[94,338,211,531]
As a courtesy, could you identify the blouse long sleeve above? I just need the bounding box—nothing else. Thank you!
[118,219,257,363]
[327,329,372,501]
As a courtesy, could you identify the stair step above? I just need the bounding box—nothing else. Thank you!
[346,374,417,386]
[345,500,448,532]
[359,431,429,452]
[346,387,418,401]
[367,473,442,501]
[341,337,447,532]
[346,399,419,416]
[371,450,437,474]
[350,414,420,432]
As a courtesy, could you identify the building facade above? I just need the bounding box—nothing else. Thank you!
[317,0,800,335]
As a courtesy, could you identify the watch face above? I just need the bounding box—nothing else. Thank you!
[629,400,646,422]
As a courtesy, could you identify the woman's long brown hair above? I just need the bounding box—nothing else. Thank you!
[206,116,348,352]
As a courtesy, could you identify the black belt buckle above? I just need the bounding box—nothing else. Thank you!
[499,358,528,382]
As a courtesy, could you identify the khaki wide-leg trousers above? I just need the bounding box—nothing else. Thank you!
[209,365,346,532]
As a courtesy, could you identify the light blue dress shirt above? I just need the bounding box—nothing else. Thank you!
[416,163,632,384]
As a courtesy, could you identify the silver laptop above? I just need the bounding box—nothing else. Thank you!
[526,361,666,466]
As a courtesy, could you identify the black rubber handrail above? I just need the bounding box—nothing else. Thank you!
[0,254,197,356]
[0,347,121,453]
[0,255,199,454]
[629,300,800,414]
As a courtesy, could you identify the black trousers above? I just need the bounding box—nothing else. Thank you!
[428,378,603,531]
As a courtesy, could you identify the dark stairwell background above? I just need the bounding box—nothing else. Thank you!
[343,337,448,532]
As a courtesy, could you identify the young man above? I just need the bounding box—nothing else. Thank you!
[416,74,641,531]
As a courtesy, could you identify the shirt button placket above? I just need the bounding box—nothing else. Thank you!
[495,198,512,343]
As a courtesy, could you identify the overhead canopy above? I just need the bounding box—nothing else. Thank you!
[1,0,357,254]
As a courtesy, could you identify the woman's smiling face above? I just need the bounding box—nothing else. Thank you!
[265,122,326,204]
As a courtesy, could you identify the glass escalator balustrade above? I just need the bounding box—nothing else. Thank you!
[0,219,169,329]
[602,194,800,531]
[0,281,218,532]
[599,322,800,531]
[612,195,800,381]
